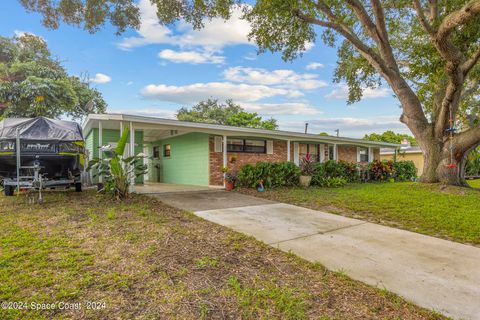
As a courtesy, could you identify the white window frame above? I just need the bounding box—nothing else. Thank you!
[357,147,369,162]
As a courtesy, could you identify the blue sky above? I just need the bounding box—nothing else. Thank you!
[0,0,410,137]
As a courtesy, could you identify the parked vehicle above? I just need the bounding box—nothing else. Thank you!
[0,117,85,196]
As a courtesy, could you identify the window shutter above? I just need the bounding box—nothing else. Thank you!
[368,147,373,162]
[214,136,222,152]
[319,144,325,162]
[357,147,361,163]
[266,140,274,154]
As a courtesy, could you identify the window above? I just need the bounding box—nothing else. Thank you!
[329,145,335,160]
[299,144,320,162]
[227,139,244,152]
[163,144,171,157]
[153,146,160,158]
[359,147,369,162]
[227,139,266,153]
[245,140,266,153]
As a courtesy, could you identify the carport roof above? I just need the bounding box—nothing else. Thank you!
[82,113,401,148]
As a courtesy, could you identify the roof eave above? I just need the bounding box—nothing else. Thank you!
[83,113,401,149]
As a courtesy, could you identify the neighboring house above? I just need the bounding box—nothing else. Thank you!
[82,113,400,187]
[380,139,424,175]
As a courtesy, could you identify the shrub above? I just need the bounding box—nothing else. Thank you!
[393,161,417,181]
[311,160,359,185]
[237,162,300,188]
[300,154,315,176]
[87,127,147,200]
[316,177,347,188]
[369,160,394,181]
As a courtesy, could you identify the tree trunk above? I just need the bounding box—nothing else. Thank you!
[419,140,469,186]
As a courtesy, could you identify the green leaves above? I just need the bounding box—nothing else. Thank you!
[246,0,316,61]
[177,98,278,130]
[87,126,147,200]
[114,127,130,156]
[0,34,106,119]
[363,131,417,146]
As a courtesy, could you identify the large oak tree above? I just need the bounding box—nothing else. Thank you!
[19,0,480,185]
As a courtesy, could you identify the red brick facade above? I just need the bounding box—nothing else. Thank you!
[208,136,381,186]
[337,145,380,164]
[338,145,357,163]
[209,136,288,186]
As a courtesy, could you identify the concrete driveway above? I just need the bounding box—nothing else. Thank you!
[154,190,480,320]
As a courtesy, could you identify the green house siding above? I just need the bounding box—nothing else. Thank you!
[149,133,209,186]
[85,128,144,184]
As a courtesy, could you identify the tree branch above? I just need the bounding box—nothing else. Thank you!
[412,0,436,35]
[434,1,480,64]
[437,0,480,40]
[313,0,430,137]
[454,126,480,153]
[462,46,480,75]
[428,0,438,22]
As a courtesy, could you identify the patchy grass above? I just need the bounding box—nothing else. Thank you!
[0,190,446,319]
[467,179,480,189]
[239,182,480,245]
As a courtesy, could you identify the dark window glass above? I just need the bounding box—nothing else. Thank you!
[163,144,171,157]
[359,147,369,162]
[329,145,335,160]
[153,146,160,158]
[227,139,244,152]
[244,140,266,153]
[227,139,266,153]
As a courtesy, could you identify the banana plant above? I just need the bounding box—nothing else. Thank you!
[87,127,147,200]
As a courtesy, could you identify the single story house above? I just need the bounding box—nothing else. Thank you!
[380,139,423,175]
[82,113,400,188]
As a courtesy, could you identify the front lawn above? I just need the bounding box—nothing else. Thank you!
[0,191,444,320]
[239,182,480,245]
[467,179,480,189]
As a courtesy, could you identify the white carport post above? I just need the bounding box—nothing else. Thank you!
[287,140,291,161]
[119,121,124,157]
[98,121,103,184]
[223,135,227,188]
[129,121,135,192]
[333,144,338,161]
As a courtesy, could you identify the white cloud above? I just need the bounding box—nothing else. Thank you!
[325,84,390,100]
[89,73,112,84]
[242,102,321,116]
[126,81,134,86]
[118,0,251,51]
[306,62,324,70]
[304,42,315,51]
[243,52,258,61]
[223,67,328,90]
[158,49,224,64]
[279,116,409,137]
[140,82,302,104]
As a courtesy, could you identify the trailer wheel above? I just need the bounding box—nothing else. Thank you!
[4,185,14,196]
[75,182,82,192]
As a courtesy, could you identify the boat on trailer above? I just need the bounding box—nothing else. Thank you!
[0,117,85,197]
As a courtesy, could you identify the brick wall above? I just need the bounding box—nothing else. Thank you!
[337,145,357,163]
[337,145,381,163]
[209,136,288,186]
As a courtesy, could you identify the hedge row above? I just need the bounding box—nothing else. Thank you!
[237,160,417,188]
